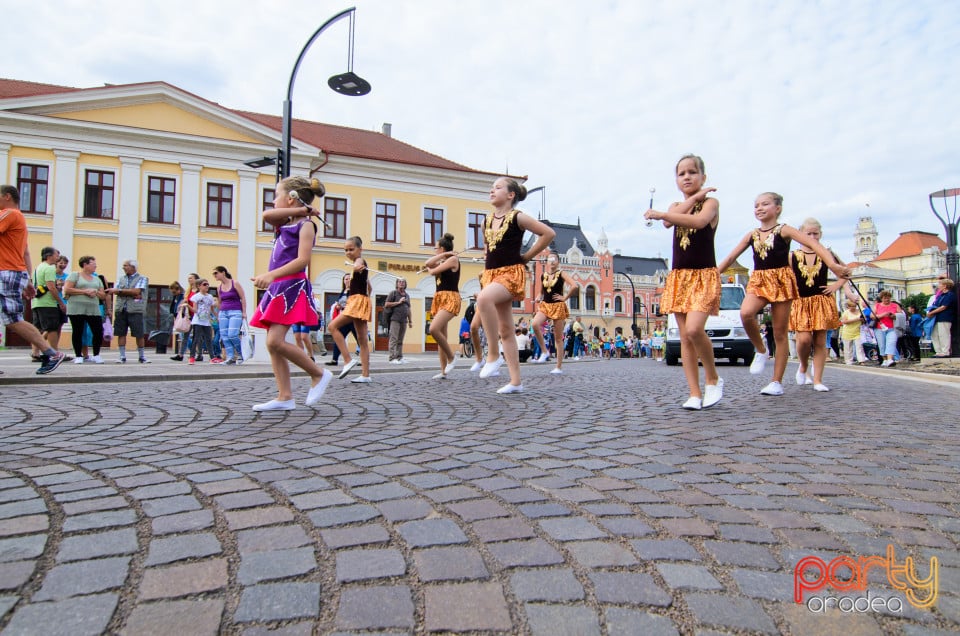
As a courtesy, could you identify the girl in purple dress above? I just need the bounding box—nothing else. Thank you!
[250,176,332,412]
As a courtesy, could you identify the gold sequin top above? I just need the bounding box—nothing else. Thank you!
[751,224,790,270]
[671,201,716,270]
[484,210,525,269]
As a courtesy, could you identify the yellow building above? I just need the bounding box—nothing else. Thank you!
[0,79,503,352]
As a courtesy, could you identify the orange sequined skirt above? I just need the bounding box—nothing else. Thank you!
[747,267,799,303]
[431,291,462,316]
[480,264,526,301]
[539,301,569,321]
[789,294,840,332]
[343,294,371,321]
[660,268,720,315]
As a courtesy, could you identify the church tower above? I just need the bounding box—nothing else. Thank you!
[853,216,879,263]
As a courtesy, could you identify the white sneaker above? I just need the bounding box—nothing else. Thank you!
[305,370,333,406]
[338,358,359,379]
[496,383,523,394]
[760,381,784,396]
[533,352,549,364]
[432,373,446,380]
[400,359,410,364]
[73,357,84,364]
[389,359,402,365]
[795,368,807,386]
[750,351,769,375]
[91,355,104,364]
[444,358,457,374]
[682,396,702,410]
[470,361,483,372]
[351,376,372,383]
[881,360,893,368]
[479,357,504,379]
[814,383,830,392]
[703,378,723,408]
[550,368,563,375]
[252,399,296,412]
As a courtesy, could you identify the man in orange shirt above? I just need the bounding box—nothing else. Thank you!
[0,185,65,374]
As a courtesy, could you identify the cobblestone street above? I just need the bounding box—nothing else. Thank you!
[1,355,958,635]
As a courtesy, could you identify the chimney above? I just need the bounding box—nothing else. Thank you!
[381,123,392,137]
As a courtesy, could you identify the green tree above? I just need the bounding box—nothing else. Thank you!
[902,293,929,313]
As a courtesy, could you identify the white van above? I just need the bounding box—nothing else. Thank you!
[664,284,753,365]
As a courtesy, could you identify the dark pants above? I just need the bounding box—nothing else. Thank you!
[69,314,103,356]
[190,325,213,359]
[331,323,358,362]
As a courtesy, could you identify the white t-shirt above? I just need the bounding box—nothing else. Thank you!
[191,293,216,326]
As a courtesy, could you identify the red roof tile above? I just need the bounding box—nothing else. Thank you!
[876,231,946,260]
[0,78,484,174]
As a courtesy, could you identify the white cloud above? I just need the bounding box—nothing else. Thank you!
[4,0,957,265]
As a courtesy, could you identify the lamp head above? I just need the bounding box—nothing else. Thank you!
[328,71,372,96]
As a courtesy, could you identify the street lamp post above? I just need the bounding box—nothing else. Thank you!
[245,7,372,179]
[616,270,637,337]
[929,188,960,357]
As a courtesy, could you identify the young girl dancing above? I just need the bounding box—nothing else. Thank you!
[476,177,555,394]
[787,218,844,391]
[717,193,850,396]
[250,176,332,411]
[643,154,723,410]
[327,236,372,382]
[422,233,461,379]
[530,250,578,374]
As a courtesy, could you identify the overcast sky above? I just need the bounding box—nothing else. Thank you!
[5,0,958,264]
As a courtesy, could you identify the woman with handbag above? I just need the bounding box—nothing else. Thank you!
[170,274,199,361]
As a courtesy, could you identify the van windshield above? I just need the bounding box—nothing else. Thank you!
[720,286,745,310]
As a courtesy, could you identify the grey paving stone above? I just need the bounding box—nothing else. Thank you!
[0,594,16,617]
[376,498,434,521]
[141,495,203,517]
[127,481,192,500]
[565,541,638,567]
[655,563,723,591]
[413,546,489,581]
[524,603,601,636]
[538,517,607,541]
[0,560,36,589]
[57,528,138,562]
[145,533,222,566]
[61,496,129,515]
[214,490,276,510]
[151,509,215,535]
[446,498,511,521]
[0,534,46,563]
[290,490,355,510]
[487,539,565,568]
[718,523,779,543]
[320,523,390,549]
[234,582,321,622]
[62,509,137,533]
[396,518,468,547]
[335,585,415,630]
[2,593,118,636]
[702,540,780,568]
[336,549,406,582]
[237,525,311,553]
[33,557,131,600]
[424,582,512,632]
[729,567,795,601]
[596,516,656,537]
[510,568,585,602]
[605,607,680,636]
[307,504,381,528]
[120,598,224,636]
[589,572,672,606]
[630,539,702,561]
[273,476,333,495]
[518,502,573,518]
[684,592,778,634]
[238,547,317,584]
[0,499,47,520]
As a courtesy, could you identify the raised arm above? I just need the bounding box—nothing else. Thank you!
[716,232,753,274]
[782,225,851,279]
[645,189,718,229]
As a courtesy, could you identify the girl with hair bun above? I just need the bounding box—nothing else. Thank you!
[422,232,462,379]
[530,250,578,374]
[644,154,723,410]
[476,177,556,394]
[717,193,850,396]
[328,235,373,383]
[787,218,844,391]
[250,176,332,411]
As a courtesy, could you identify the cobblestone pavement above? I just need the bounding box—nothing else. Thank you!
[1,355,959,635]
